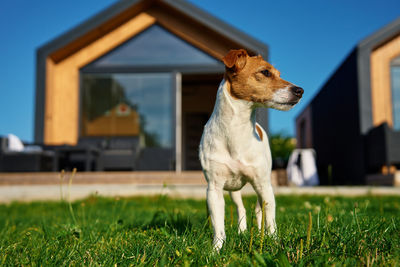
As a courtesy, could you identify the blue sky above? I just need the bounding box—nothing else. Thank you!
[0,0,399,142]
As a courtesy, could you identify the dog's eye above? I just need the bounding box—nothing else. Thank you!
[261,69,271,77]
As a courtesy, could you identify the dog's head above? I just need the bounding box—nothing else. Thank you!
[222,49,303,110]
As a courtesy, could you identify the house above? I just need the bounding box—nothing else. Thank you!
[34,0,269,171]
[296,17,400,185]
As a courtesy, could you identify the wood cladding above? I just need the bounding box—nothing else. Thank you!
[44,13,156,145]
[370,34,400,127]
[43,3,251,145]
[49,1,154,63]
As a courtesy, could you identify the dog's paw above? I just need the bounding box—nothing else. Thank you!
[268,223,277,235]
[213,238,224,251]
[238,225,247,234]
[267,225,279,242]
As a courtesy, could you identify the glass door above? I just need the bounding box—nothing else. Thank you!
[81,72,178,170]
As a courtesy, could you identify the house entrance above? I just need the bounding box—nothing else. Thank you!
[182,74,222,170]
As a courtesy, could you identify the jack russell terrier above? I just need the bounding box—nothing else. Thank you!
[199,49,303,250]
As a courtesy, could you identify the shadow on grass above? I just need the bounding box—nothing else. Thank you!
[121,209,193,235]
[144,209,192,234]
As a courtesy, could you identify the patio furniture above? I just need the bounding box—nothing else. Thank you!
[136,147,174,170]
[0,136,56,172]
[90,137,140,171]
[50,144,100,172]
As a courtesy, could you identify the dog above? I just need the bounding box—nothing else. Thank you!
[199,49,303,250]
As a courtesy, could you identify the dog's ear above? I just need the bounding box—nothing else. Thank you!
[222,49,248,73]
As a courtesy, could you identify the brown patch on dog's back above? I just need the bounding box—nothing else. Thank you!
[255,124,263,141]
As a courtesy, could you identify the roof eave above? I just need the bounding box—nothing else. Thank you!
[163,0,269,58]
[37,0,144,57]
[358,16,400,51]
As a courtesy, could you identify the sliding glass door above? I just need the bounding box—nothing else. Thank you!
[81,72,176,170]
[79,24,223,170]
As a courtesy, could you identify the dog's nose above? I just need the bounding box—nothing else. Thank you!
[290,86,304,97]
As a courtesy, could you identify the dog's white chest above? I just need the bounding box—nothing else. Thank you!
[221,158,258,190]
[199,80,272,191]
[204,142,270,190]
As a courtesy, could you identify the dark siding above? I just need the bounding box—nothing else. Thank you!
[310,49,366,184]
[34,50,46,143]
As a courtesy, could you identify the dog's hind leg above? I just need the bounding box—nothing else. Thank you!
[229,191,247,233]
[207,182,226,250]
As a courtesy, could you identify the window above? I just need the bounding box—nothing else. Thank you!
[85,24,221,68]
[81,73,173,148]
[80,24,223,170]
[391,55,400,130]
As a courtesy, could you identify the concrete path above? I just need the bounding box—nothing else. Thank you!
[1,183,399,203]
[0,171,399,203]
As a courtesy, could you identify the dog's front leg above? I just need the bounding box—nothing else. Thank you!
[255,199,262,230]
[252,183,277,235]
[207,182,225,250]
[230,191,247,233]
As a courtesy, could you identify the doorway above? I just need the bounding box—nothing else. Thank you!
[181,73,223,170]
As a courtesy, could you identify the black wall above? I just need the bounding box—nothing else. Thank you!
[310,49,366,185]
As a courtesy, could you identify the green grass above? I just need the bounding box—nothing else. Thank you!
[0,194,399,266]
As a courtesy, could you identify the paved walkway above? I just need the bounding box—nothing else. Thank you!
[0,171,399,203]
[1,183,399,203]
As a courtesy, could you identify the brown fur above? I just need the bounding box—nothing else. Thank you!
[255,124,263,141]
[222,50,292,103]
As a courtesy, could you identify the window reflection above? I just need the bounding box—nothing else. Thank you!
[86,24,221,67]
[391,56,400,131]
[81,73,173,148]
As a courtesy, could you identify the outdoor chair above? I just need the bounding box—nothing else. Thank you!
[136,147,174,170]
[45,144,100,172]
[82,137,140,171]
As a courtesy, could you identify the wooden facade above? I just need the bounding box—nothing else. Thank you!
[370,34,400,127]
[44,13,155,144]
[37,0,269,145]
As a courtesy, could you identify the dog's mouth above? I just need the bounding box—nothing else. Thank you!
[265,98,301,111]
[274,100,299,106]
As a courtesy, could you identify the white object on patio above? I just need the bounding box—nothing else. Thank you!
[287,149,319,186]
[7,134,24,152]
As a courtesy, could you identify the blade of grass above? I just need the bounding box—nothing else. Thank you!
[59,169,65,202]
[249,227,254,252]
[68,168,77,225]
[306,211,312,250]
[259,201,266,253]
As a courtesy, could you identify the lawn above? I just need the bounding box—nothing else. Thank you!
[0,193,399,266]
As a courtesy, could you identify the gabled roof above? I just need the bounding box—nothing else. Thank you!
[37,0,269,60]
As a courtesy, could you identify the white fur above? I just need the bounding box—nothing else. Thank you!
[199,79,278,250]
[266,86,298,111]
